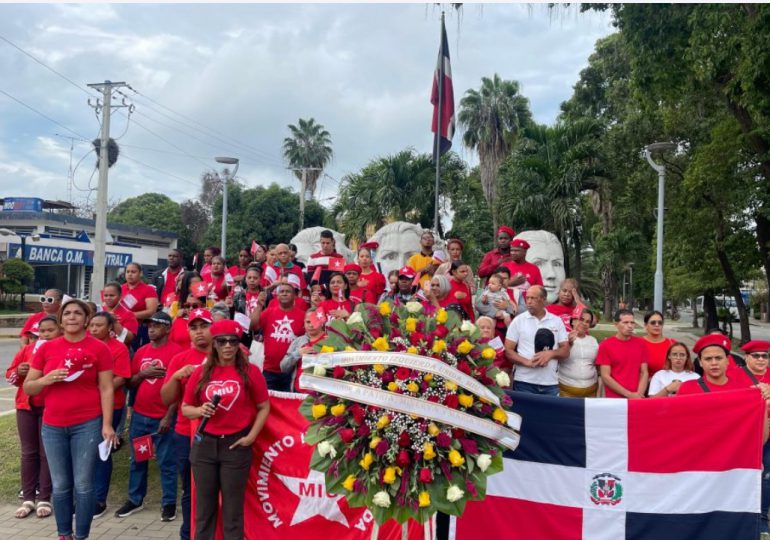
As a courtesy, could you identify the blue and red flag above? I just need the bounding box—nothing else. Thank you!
[431,16,455,162]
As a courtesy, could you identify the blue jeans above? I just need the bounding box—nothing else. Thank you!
[42,416,101,540]
[94,407,123,504]
[514,381,560,396]
[762,440,770,532]
[263,370,291,392]
[174,432,192,540]
[128,411,177,506]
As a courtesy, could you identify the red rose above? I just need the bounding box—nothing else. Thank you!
[375,439,390,457]
[427,395,440,403]
[457,361,472,375]
[350,403,365,425]
[361,343,372,351]
[466,479,478,498]
[434,325,448,339]
[396,450,411,467]
[395,367,411,380]
[410,332,426,345]
[419,467,433,483]
[398,431,411,447]
[390,328,402,339]
[357,423,371,438]
[421,380,430,392]
[444,394,459,409]
[381,370,394,383]
[452,428,465,439]
[436,432,452,448]
[416,320,426,333]
[339,428,355,443]
[333,366,346,379]
[370,328,382,339]
[460,438,479,455]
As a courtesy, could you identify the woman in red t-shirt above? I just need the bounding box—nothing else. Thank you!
[203,256,230,302]
[318,272,357,321]
[344,264,375,305]
[101,281,139,346]
[356,246,386,301]
[122,263,159,350]
[546,278,583,332]
[642,310,675,378]
[182,320,270,540]
[228,248,253,288]
[7,316,59,519]
[24,299,117,540]
[446,260,475,322]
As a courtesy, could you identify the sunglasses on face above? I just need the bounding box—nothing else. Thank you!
[751,353,770,359]
[648,320,663,326]
[183,303,203,309]
[40,296,56,304]
[215,337,239,346]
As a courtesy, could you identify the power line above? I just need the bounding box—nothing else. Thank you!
[0,87,88,139]
[124,113,212,169]
[120,153,201,187]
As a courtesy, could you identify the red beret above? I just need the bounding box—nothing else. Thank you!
[188,308,213,324]
[693,334,731,356]
[740,340,770,354]
[398,266,416,279]
[360,241,379,250]
[344,263,362,274]
[497,226,515,238]
[210,319,243,338]
[511,238,530,250]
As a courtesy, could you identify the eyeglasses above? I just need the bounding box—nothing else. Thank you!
[39,296,56,304]
[215,337,239,346]
[750,353,770,359]
[647,320,664,326]
[183,303,203,309]
[669,352,688,359]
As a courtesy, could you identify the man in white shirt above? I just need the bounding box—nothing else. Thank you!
[505,285,570,396]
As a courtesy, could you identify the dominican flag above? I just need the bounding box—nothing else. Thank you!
[431,15,455,162]
[451,390,765,540]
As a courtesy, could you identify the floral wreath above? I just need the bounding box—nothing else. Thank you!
[299,300,521,525]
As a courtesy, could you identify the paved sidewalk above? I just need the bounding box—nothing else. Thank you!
[0,504,179,539]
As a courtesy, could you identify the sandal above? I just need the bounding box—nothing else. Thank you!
[36,501,52,518]
[15,500,35,518]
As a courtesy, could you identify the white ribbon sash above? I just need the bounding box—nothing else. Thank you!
[298,373,521,451]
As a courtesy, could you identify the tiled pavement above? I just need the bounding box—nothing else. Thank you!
[0,504,179,539]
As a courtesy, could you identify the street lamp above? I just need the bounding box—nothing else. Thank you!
[643,141,676,313]
[0,227,41,310]
[214,157,239,259]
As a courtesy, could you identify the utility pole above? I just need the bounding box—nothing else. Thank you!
[87,80,128,299]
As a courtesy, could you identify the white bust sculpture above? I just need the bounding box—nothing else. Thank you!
[290,227,354,265]
[368,221,424,277]
[514,230,566,304]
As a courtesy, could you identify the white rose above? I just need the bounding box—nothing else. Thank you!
[476,454,492,473]
[460,320,476,334]
[446,485,464,502]
[317,441,336,458]
[372,491,391,508]
[313,365,327,377]
[405,301,423,314]
[347,312,364,325]
[495,371,511,388]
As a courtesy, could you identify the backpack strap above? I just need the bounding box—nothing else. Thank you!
[741,365,760,385]
[697,378,711,393]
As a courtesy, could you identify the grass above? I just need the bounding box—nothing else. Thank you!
[0,413,167,507]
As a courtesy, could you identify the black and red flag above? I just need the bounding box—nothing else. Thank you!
[431,15,455,162]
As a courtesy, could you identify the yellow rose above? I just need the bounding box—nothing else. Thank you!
[379,302,392,316]
[373,363,385,374]
[406,381,419,393]
[423,442,436,460]
[444,381,458,392]
[432,340,446,354]
[372,337,390,352]
[387,382,398,392]
[457,340,473,355]
[369,436,381,449]
[330,403,346,417]
[482,347,497,360]
[427,423,440,436]
[377,415,390,429]
[311,404,327,419]
[359,452,374,470]
[407,346,418,355]
[345,346,356,352]
[448,449,465,467]
[435,309,448,324]
[320,345,335,354]
[383,466,397,484]
[419,491,431,507]
[423,373,433,382]
[493,407,508,423]
[342,474,356,491]
[458,394,474,408]
[405,317,417,333]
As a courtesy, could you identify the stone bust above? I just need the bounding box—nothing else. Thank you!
[514,230,566,304]
[368,221,424,277]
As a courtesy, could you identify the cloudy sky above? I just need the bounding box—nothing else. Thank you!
[0,3,613,211]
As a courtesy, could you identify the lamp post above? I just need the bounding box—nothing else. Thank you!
[0,227,41,310]
[643,141,676,313]
[214,157,239,260]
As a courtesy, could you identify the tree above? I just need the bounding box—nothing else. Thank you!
[444,167,493,269]
[282,118,333,200]
[458,74,532,230]
[0,258,34,307]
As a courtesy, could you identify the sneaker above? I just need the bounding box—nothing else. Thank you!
[93,502,107,519]
[160,504,176,522]
[114,500,144,518]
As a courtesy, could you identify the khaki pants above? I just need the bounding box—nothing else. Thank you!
[559,382,598,398]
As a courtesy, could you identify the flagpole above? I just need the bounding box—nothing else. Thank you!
[433,11,445,234]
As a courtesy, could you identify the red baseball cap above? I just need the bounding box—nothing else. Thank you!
[693,333,731,356]
[398,266,416,279]
[210,319,243,338]
[188,308,213,324]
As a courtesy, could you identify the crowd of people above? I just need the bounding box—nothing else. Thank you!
[7,225,770,539]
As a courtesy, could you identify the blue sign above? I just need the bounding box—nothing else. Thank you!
[10,244,132,267]
[2,197,43,212]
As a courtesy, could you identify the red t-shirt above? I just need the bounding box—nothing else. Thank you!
[161,268,182,304]
[349,286,375,305]
[184,364,268,435]
[546,303,576,332]
[6,343,43,409]
[203,273,229,301]
[108,303,139,336]
[596,336,649,398]
[678,375,749,395]
[132,340,185,419]
[261,264,307,291]
[104,338,131,410]
[318,298,357,322]
[260,305,306,373]
[200,263,212,280]
[164,348,208,437]
[478,249,514,279]
[169,317,191,349]
[358,269,386,301]
[502,260,543,288]
[440,279,475,322]
[643,338,676,378]
[19,311,47,338]
[121,282,157,315]
[31,335,113,427]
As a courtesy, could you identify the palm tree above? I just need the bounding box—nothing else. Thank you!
[458,74,532,229]
[282,118,333,200]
